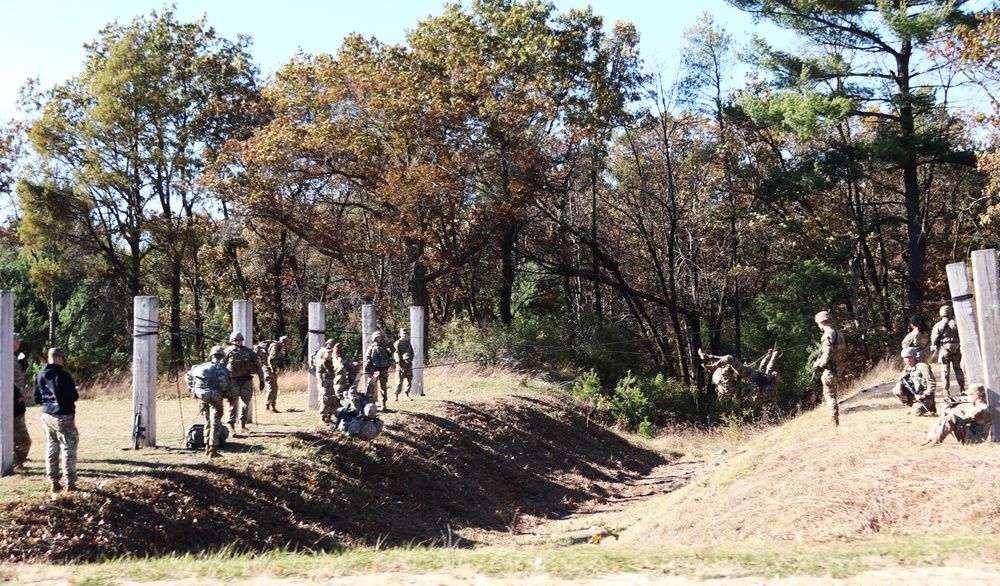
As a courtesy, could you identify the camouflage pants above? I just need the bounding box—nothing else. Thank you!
[13,414,31,466]
[821,369,839,419]
[897,391,936,416]
[394,366,412,399]
[319,377,336,417]
[41,413,78,484]
[367,369,389,405]
[228,378,254,425]
[263,367,279,407]
[938,343,965,395]
[203,398,225,447]
[926,411,975,444]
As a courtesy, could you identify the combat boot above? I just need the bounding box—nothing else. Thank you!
[271,405,281,413]
[832,415,840,427]
[207,446,221,458]
[65,481,77,493]
[50,480,62,500]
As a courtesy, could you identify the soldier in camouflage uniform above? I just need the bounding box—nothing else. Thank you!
[33,348,79,499]
[697,348,748,398]
[894,346,936,416]
[813,311,845,426]
[224,331,265,432]
[922,384,990,445]
[393,327,415,401]
[930,304,965,397]
[365,331,394,410]
[12,333,30,471]
[263,335,291,412]
[203,346,232,457]
[901,314,930,362]
[315,339,337,423]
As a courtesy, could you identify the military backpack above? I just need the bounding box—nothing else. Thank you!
[186,362,227,402]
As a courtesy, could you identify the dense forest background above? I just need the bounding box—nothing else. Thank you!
[4,0,1000,426]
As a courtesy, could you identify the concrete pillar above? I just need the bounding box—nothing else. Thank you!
[410,305,425,397]
[132,296,158,448]
[946,261,983,388]
[0,291,13,475]
[361,304,376,392]
[233,300,255,423]
[970,250,1000,441]
[307,302,325,411]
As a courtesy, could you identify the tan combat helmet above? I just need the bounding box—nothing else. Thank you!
[210,345,226,358]
[279,335,291,345]
[814,311,831,325]
[372,331,383,342]
[230,331,244,342]
[901,347,917,359]
[324,338,335,348]
[940,305,953,317]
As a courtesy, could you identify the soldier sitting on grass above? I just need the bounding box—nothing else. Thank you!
[922,384,991,446]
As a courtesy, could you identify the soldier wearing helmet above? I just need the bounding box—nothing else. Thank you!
[262,335,292,413]
[314,339,340,423]
[813,310,846,426]
[393,327,415,401]
[200,345,232,457]
[364,331,395,409]
[224,331,265,432]
[894,345,936,416]
[930,304,965,396]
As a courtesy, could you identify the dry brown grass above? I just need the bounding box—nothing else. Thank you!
[613,367,1000,546]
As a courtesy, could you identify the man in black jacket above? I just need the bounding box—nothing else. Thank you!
[33,348,79,499]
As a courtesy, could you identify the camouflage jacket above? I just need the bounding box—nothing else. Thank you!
[226,344,265,380]
[264,341,286,372]
[901,361,936,397]
[901,329,930,361]
[365,341,393,371]
[930,318,960,348]
[815,326,845,372]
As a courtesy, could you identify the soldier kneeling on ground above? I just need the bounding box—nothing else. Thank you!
[894,347,936,416]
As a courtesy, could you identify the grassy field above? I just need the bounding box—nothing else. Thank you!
[4,361,1000,584]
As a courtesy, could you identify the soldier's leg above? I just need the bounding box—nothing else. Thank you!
[264,369,278,408]
[950,347,966,394]
[394,368,404,400]
[13,414,30,467]
[378,370,388,407]
[926,413,955,443]
[938,351,952,396]
[821,370,839,424]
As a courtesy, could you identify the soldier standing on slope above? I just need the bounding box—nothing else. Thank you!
[930,304,965,398]
[813,311,845,426]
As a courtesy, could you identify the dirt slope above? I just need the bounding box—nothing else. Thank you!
[0,394,666,562]
[613,380,1000,546]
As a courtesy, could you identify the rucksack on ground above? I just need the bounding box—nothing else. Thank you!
[186,362,226,402]
[185,423,230,449]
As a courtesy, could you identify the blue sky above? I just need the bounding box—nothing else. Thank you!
[0,0,779,118]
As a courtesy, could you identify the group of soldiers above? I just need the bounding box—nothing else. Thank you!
[890,305,990,446]
[698,304,990,444]
[189,327,416,457]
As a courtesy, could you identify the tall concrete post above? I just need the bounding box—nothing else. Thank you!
[361,305,376,393]
[0,291,13,475]
[946,261,983,388]
[970,250,1000,442]
[233,300,255,423]
[307,302,325,411]
[410,305,425,397]
[133,296,158,448]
